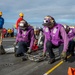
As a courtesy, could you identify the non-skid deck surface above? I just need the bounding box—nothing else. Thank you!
[0,38,75,75]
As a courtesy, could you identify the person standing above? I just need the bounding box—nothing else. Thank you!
[15,12,24,29]
[0,11,5,54]
[0,11,4,45]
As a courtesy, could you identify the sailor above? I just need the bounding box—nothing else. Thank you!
[42,15,69,64]
[64,25,75,56]
[0,11,5,54]
[15,12,24,29]
[32,27,44,51]
[32,27,40,51]
[14,20,34,57]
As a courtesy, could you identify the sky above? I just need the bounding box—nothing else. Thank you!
[0,0,75,29]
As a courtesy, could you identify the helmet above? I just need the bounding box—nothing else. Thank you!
[64,25,70,33]
[63,25,66,29]
[64,25,69,29]
[19,20,28,30]
[34,27,40,35]
[34,26,39,31]
[0,11,2,16]
[42,15,55,26]
[19,12,24,17]
[7,29,12,34]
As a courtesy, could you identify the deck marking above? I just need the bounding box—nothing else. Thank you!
[43,54,71,75]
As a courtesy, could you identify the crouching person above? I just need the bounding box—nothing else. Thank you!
[42,15,69,64]
[65,25,75,56]
[37,28,44,50]
[32,27,40,51]
[32,27,44,51]
[14,20,34,57]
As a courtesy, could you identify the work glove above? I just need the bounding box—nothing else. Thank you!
[27,48,32,54]
[60,51,67,61]
[42,51,46,57]
[13,42,17,46]
[73,37,75,41]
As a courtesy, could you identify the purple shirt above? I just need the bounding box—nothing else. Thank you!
[68,28,75,41]
[43,23,69,52]
[16,26,34,49]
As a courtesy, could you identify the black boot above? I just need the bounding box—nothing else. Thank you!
[0,45,5,55]
[15,53,24,57]
[22,54,28,61]
[22,57,28,61]
[61,56,67,62]
[71,52,75,56]
[48,58,55,64]
[15,54,21,57]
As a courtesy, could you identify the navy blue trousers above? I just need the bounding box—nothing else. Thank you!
[16,41,30,55]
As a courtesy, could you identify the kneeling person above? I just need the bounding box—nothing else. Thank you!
[15,20,34,57]
[42,15,69,64]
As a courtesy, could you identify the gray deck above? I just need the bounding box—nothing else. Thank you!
[0,38,75,75]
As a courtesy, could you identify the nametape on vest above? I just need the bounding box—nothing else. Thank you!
[19,23,24,26]
[69,30,72,33]
[53,28,57,33]
[23,31,26,34]
[45,28,49,32]
[44,20,47,23]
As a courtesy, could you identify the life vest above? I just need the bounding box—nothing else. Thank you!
[17,26,34,42]
[43,24,63,46]
[68,28,75,38]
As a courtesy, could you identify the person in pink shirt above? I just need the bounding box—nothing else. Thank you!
[42,15,69,64]
[64,25,75,56]
[15,20,34,57]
